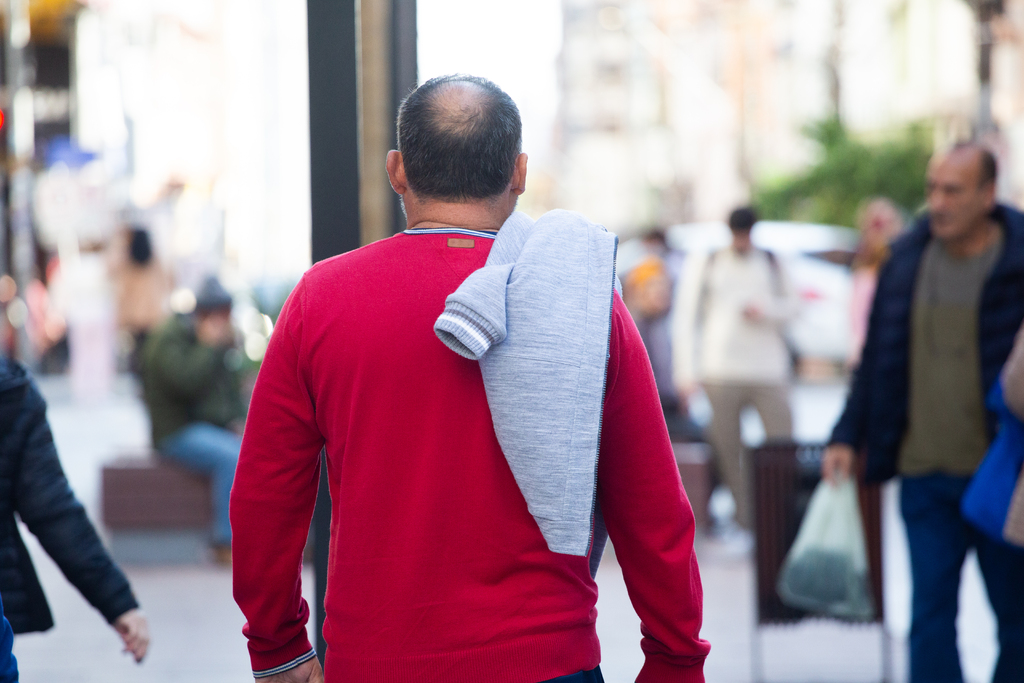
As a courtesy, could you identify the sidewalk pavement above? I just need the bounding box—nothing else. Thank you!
[11,375,999,682]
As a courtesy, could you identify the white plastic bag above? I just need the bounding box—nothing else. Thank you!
[776,478,875,621]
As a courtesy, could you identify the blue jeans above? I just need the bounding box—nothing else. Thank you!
[161,422,240,545]
[901,475,1024,683]
[540,667,603,683]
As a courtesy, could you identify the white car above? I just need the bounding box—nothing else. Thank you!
[618,221,858,362]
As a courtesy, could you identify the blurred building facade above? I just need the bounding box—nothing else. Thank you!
[0,0,313,365]
[555,0,1024,236]
[992,0,1024,202]
[74,0,314,287]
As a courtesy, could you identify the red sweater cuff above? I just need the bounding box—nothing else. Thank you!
[636,656,706,683]
[248,629,314,677]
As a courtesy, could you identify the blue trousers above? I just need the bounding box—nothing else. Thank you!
[901,475,1024,683]
[161,422,240,545]
[540,667,603,683]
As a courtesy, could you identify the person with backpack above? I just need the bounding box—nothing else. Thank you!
[671,207,799,537]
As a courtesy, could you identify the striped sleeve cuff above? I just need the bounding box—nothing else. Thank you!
[434,302,504,360]
[253,649,317,679]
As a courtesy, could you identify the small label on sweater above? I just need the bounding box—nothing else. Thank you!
[447,238,475,249]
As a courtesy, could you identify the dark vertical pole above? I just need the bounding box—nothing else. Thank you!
[308,0,361,262]
[390,0,417,235]
[307,0,361,665]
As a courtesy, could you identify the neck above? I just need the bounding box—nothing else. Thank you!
[405,196,513,233]
[941,218,1000,259]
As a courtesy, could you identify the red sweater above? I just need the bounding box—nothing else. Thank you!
[231,228,710,682]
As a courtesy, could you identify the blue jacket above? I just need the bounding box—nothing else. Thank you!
[831,205,1024,482]
[0,357,138,633]
[0,595,16,682]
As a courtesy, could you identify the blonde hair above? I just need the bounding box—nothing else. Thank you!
[852,197,903,271]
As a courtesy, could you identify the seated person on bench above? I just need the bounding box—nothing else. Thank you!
[141,276,245,562]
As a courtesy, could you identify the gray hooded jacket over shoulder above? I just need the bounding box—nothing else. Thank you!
[434,210,618,563]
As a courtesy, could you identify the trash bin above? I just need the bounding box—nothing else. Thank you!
[750,441,891,683]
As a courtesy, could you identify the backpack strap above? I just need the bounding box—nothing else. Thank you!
[696,249,720,327]
[762,249,784,298]
[699,248,784,317]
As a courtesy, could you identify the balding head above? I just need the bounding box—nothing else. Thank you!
[397,75,522,201]
[926,142,999,250]
[935,142,997,190]
[425,80,492,136]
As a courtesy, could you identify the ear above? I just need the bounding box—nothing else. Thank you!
[386,151,408,195]
[509,153,528,196]
[983,179,998,209]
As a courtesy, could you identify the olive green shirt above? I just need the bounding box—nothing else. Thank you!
[899,232,1003,476]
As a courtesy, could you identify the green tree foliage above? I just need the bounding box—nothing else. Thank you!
[753,118,933,228]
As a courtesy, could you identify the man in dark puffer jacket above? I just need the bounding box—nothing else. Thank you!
[0,355,148,662]
[824,144,1024,683]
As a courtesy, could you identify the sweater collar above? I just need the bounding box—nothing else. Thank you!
[403,227,497,239]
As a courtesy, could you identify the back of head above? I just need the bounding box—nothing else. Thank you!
[728,206,758,232]
[641,228,669,250]
[397,74,522,201]
[128,227,153,266]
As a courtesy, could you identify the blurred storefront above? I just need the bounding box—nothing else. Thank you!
[0,0,312,376]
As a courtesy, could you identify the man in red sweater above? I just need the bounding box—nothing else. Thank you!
[231,75,710,683]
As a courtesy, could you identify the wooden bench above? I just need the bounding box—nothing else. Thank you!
[101,455,213,564]
[673,441,712,529]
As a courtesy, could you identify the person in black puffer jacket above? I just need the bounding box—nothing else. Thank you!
[823,144,1024,683]
[0,355,149,662]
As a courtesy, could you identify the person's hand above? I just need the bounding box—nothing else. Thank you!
[196,312,234,348]
[677,382,700,400]
[742,304,764,322]
[113,608,150,663]
[228,418,246,437]
[822,443,855,485]
[259,657,324,683]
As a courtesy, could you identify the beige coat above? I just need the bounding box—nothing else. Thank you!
[1006,321,1024,421]
[1004,320,1024,547]
[108,231,172,334]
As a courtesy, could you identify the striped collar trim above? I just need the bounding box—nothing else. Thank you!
[403,227,497,239]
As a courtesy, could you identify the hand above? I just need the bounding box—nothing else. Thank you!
[228,418,246,437]
[196,313,234,348]
[260,657,324,683]
[742,304,764,322]
[677,382,700,400]
[113,608,150,663]
[822,443,855,485]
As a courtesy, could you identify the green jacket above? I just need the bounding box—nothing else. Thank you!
[141,315,245,446]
